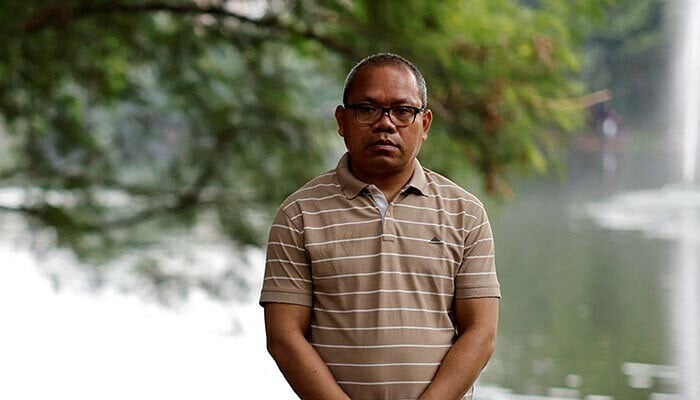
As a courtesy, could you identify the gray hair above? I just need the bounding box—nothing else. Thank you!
[342,53,428,108]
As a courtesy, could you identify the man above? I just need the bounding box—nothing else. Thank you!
[260,53,500,400]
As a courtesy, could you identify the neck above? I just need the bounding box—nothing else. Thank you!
[349,160,415,202]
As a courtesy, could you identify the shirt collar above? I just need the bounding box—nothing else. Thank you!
[336,153,429,199]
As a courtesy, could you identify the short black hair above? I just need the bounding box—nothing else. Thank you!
[342,53,427,108]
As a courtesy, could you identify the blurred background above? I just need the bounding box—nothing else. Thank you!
[1,0,698,399]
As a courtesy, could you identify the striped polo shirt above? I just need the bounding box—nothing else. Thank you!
[260,153,500,400]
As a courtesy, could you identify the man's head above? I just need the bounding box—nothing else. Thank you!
[335,53,432,184]
[342,53,428,108]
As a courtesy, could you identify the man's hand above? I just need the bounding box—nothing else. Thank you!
[265,303,352,400]
[418,297,499,400]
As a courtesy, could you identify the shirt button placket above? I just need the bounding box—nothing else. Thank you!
[383,203,395,242]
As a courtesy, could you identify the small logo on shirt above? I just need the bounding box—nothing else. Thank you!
[429,236,443,244]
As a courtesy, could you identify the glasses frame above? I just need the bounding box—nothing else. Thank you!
[344,103,426,127]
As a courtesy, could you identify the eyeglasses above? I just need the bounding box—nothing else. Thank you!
[344,103,426,127]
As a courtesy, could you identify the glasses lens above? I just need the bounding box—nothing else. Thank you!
[350,104,419,126]
[390,107,417,126]
[354,105,380,124]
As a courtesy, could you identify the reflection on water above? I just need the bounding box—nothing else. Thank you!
[622,362,677,390]
[477,145,688,399]
[585,186,700,400]
[586,186,700,243]
[677,208,699,400]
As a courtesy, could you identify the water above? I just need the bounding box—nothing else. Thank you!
[676,209,699,400]
[1,141,686,400]
[572,0,700,398]
[0,141,691,400]
[479,147,681,399]
[587,186,700,400]
[0,217,296,400]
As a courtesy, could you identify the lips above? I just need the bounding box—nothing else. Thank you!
[370,139,398,148]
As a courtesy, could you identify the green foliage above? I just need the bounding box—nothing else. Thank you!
[317,0,600,192]
[582,0,669,128]
[0,0,612,299]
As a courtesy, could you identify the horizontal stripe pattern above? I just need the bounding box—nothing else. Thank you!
[313,289,453,297]
[260,154,498,399]
[312,343,452,349]
[328,362,441,367]
[310,324,455,331]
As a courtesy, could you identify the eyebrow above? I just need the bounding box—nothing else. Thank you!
[352,96,421,107]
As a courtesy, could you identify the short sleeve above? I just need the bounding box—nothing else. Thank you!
[455,206,501,299]
[259,207,313,307]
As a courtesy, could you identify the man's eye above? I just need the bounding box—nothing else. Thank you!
[393,107,414,117]
[355,105,377,115]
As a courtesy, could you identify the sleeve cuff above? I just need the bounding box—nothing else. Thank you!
[259,291,313,307]
[455,286,501,299]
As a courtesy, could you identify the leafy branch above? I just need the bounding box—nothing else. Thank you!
[19,1,358,56]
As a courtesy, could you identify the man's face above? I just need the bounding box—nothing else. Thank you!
[335,65,432,181]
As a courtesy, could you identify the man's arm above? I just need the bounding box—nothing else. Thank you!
[265,302,352,400]
[418,297,499,400]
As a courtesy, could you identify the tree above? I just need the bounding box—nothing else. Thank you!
[581,0,669,130]
[0,0,612,302]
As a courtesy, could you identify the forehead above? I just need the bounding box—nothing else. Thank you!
[347,65,421,104]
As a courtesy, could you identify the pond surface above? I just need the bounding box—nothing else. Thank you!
[1,135,695,400]
[479,139,692,399]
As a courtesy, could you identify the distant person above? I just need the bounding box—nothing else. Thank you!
[260,53,501,400]
[589,103,623,139]
[602,108,622,139]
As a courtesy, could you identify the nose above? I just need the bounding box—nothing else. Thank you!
[372,109,398,132]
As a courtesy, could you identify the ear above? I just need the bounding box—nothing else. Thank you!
[335,105,346,137]
[421,108,433,141]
